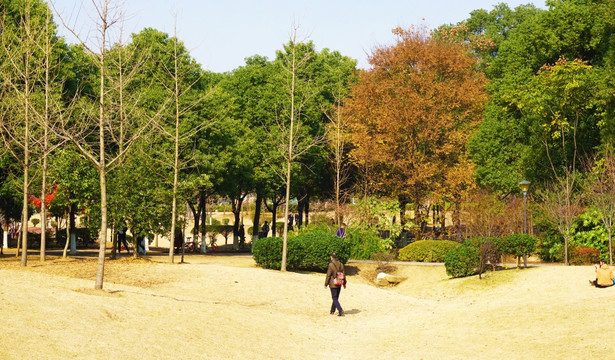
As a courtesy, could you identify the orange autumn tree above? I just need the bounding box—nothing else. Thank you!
[345,26,487,226]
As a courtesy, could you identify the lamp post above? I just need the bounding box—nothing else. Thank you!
[519,180,530,267]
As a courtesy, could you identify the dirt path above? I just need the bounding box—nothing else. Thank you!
[0,254,611,359]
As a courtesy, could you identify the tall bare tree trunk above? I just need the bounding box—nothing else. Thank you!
[280,38,298,272]
[93,2,111,289]
[168,83,180,263]
[95,58,108,290]
[39,8,54,262]
[20,11,32,267]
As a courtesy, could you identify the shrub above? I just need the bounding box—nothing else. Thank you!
[536,230,564,262]
[463,236,499,249]
[275,222,285,236]
[54,227,94,246]
[346,229,390,260]
[398,240,461,262]
[569,246,601,265]
[252,231,349,271]
[501,234,537,266]
[297,231,350,271]
[501,234,537,257]
[478,241,501,278]
[444,245,480,278]
[252,237,284,269]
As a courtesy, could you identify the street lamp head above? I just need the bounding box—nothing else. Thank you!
[519,180,530,193]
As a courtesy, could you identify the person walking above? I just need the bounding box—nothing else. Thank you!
[335,223,347,238]
[325,252,346,316]
[118,227,130,255]
[261,221,270,238]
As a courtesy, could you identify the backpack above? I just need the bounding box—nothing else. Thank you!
[333,271,345,286]
[333,262,345,286]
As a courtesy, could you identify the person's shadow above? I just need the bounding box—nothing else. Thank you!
[343,309,361,315]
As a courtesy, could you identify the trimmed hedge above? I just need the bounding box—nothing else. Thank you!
[252,231,350,271]
[398,240,461,262]
[501,234,536,258]
[444,245,480,278]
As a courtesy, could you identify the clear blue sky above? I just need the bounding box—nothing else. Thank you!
[50,0,546,73]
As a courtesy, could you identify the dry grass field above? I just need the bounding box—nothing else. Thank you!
[0,251,612,359]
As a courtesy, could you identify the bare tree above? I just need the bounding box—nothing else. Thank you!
[53,0,151,289]
[325,85,352,226]
[32,7,67,262]
[0,0,46,266]
[537,169,584,265]
[272,26,324,271]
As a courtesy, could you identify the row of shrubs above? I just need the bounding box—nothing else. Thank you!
[397,235,538,278]
[252,231,350,271]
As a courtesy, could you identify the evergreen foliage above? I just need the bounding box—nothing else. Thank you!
[398,240,461,262]
[444,245,480,278]
[252,231,349,271]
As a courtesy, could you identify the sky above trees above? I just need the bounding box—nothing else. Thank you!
[50,0,546,73]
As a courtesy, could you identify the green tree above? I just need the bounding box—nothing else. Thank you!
[48,147,99,257]
[468,0,615,193]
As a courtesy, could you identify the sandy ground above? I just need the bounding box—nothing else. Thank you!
[0,250,613,360]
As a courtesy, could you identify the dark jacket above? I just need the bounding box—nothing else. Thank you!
[325,260,345,288]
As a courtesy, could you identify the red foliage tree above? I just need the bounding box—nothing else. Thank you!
[345,26,487,223]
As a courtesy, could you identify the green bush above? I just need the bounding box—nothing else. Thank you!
[463,236,500,249]
[275,222,285,236]
[346,229,390,260]
[444,245,480,278]
[398,240,461,262]
[54,227,94,246]
[569,246,601,265]
[501,234,536,257]
[536,230,564,262]
[252,231,349,271]
[252,237,284,269]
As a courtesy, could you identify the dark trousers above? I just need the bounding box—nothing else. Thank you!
[119,239,130,253]
[593,279,613,288]
[330,287,343,314]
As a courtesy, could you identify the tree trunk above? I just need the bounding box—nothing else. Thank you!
[95,162,109,289]
[188,201,199,240]
[69,205,76,254]
[608,226,613,266]
[252,192,263,238]
[200,193,207,241]
[303,196,310,226]
[39,10,53,263]
[20,44,31,267]
[62,211,70,258]
[398,198,408,226]
[453,199,462,240]
[110,226,117,260]
[40,158,48,262]
[271,204,278,237]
